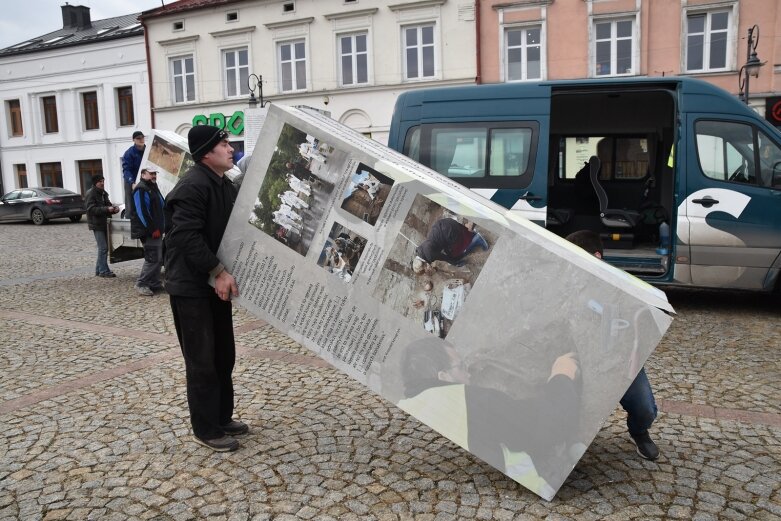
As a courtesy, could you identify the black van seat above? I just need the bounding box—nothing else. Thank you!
[589,156,641,229]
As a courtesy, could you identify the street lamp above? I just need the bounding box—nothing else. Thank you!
[738,25,765,104]
[247,73,267,108]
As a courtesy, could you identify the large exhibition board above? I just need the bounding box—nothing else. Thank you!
[217,104,674,500]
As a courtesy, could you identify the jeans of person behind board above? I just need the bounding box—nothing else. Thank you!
[93,230,110,275]
[137,236,163,289]
[170,294,236,440]
[619,367,657,436]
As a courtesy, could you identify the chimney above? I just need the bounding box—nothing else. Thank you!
[61,3,92,30]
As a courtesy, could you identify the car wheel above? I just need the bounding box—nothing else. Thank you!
[31,208,46,225]
[69,215,82,223]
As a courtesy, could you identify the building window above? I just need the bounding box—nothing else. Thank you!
[685,10,730,72]
[82,91,99,130]
[403,24,436,80]
[505,26,542,81]
[171,55,196,103]
[594,19,634,76]
[278,40,307,92]
[224,48,249,98]
[117,87,135,126]
[42,96,58,133]
[8,99,23,137]
[339,33,369,86]
[226,11,238,22]
[173,20,184,31]
[15,164,28,188]
[39,162,63,187]
[78,159,102,194]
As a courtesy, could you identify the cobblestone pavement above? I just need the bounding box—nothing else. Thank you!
[1,221,780,521]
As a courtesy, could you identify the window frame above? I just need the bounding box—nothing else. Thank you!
[81,91,99,131]
[222,47,250,98]
[402,23,438,82]
[41,95,59,134]
[39,162,63,188]
[15,164,28,188]
[504,24,543,82]
[277,39,308,93]
[117,86,135,127]
[78,159,103,195]
[684,8,733,73]
[7,99,23,137]
[592,17,637,77]
[170,54,197,104]
[338,31,370,87]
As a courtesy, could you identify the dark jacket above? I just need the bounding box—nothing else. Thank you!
[416,218,471,264]
[122,145,145,185]
[164,163,237,297]
[130,179,165,239]
[84,187,114,231]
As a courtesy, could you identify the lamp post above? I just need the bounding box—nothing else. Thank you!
[738,25,764,104]
[247,74,266,108]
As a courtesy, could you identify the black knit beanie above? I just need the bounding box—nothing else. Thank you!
[188,125,228,162]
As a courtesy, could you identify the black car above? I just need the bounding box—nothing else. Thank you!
[0,187,86,225]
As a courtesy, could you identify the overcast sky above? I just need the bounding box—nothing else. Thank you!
[0,0,167,50]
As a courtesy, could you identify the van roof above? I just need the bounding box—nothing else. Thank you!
[395,76,754,119]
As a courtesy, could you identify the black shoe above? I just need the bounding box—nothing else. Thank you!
[630,431,659,460]
[192,435,239,452]
[97,272,116,278]
[221,420,249,436]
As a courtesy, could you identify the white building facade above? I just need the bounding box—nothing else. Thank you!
[141,0,477,147]
[0,6,151,200]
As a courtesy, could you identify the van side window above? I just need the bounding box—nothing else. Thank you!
[429,125,533,178]
[557,136,648,180]
[432,127,487,177]
[695,120,759,185]
[758,132,781,188]
[404,126,420,162]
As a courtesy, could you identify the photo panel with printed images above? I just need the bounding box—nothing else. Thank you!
[371,193,497,339]
[339,163,395,225]
[247,123,337,256]
[316,222,368,284]
[148,134,186,177]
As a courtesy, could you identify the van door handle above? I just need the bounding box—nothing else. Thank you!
[692,197,719,207]
[519,193,542,201]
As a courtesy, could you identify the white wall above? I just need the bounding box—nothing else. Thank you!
[0,36,151,200]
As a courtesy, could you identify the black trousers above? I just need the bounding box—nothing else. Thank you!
[170,294,236,439]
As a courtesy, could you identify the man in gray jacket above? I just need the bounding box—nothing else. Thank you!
[84,175,119,278]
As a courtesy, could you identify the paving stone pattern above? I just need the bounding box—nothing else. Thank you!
[1,222,780,520]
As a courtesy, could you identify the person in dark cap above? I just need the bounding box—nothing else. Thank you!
[84,174,120,277]
[164,124,246,452]
[122,130,146,217]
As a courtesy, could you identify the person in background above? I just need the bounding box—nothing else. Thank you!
[565,230,660,460]
[130,168,166,296]
[84,175,120,278]
[164,125,246,452]
[122,131,146,218]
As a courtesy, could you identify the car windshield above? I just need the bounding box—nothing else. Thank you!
[38,187,75,196]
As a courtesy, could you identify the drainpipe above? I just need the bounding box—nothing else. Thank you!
[475,0,482,84]
[140,18,156,129]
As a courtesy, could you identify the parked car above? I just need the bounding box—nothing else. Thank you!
[0,187,85,225]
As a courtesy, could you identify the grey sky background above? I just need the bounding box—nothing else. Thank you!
[0,0,166,50]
